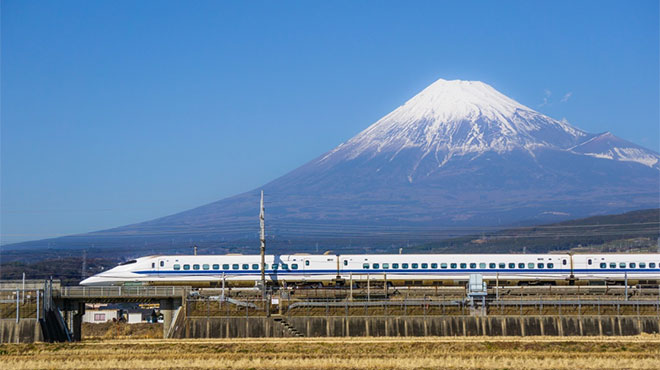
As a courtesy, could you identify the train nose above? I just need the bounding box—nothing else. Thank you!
[79,275,105,286]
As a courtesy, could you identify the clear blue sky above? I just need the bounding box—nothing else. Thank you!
[1,0,658,244]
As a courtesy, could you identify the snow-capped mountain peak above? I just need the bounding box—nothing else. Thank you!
[322,78,587,163]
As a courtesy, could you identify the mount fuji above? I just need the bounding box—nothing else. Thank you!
[8,79,660,254]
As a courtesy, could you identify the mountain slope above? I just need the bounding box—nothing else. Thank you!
[5,78,660,254]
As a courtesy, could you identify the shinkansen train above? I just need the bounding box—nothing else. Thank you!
[79,253,660,287]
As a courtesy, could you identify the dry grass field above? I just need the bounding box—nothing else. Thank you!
[1,336,660,369]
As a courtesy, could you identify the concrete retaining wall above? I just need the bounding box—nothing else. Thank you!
[0,319,43,343]
[172,316,660,338]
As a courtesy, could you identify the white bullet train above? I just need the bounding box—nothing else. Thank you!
[80,253,660,287]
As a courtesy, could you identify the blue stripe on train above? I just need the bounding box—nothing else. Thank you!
[134,268,660,275]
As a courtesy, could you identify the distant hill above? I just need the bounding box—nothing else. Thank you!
[408,208,660,254]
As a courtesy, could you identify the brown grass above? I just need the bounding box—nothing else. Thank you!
[1,336,660,369]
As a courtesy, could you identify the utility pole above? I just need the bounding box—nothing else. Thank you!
[193,245,198,256]
[260,190,266,302]
[81,249,87,281]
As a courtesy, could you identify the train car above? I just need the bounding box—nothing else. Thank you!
[79,253,660,287]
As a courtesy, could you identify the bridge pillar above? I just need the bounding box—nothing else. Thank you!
[63,301,85,341]
[160,298,181,338]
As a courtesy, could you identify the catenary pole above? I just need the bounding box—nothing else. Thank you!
[260,190,266,302]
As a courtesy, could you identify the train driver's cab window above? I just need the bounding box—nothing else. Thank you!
[363,263,369,269]
[460,263,467,269]
[213,264,220,270]
[183,264,190,270]
[610,262,616,268]
[547,263,554,268]
[421,263,428,269]
[527,263,534,269]
[281,264,288,270]
[222,264,229,270]
[629,263,636,268]
[291,264,298,270]
[518,263,525,269]
[479,263,486,268]
[160,261,165,267]
[509,263,515,268]
[600,262,606,268]
[383,263,390,269]
[203,264,210,270]
[402,263,409,269]
[392,263,399,268]
[343,260,348,266]
[469,263,476,268]
[193,264,200,270]
[639,262,646,268]
[440,263,448,269]
[173,264,181,270]
[373,263,379,269]
[232,264,239,270]
[305,260,310,266]
[537,263,544,268]
[252,264,259,270]
[431,263,437,269]
[650,263,657,268]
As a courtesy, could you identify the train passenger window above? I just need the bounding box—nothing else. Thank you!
[650,263,656,268]
[600,263,606,268]
[629,263,636,268]
[450,263,457,269]
[213,264,220,270]
[469,263,476,268]
[421,263,428,269]
[281,264,288,270]
[183,264,190,270]
[479,263,486,268]
[441,263,448,269]
[264,264,268,269]
[460,263,467,269]
[509,263,515,268]
[383,263,390,269]
[518,263,525,268]
[547,263,554,268]
[232,264,239,270]
[272,264,278,270]
[527,263,534,269]
[412,263,419,269]
[639,262,646,268]
[392,263,399,268]
[291,264,298,270]
[222,264,229,270]
[499,263,506,268]
[373,263,379,269]
[203,264,210,270]
[610,262,616,268]
[241,264,249,270]
[343,260,348,266]
[160,261,165,267]
[193,264,200,270]
[252,264,259,270]
[402,263,409,269]
[363,263,369,269]
[305,260,310,266]
[619,263,626,268]
[431,263,437,269]
[490,263,496,269]
[537,263,544,268]
[174,264,180,270]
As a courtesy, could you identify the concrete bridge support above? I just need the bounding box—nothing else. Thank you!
[160,298,182,338]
